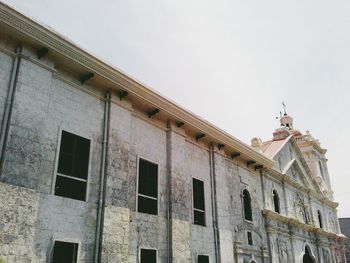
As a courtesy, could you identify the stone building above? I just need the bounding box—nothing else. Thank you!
[0,2,346,263]
[339,219,350,262]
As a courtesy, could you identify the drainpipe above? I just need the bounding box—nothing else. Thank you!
[209,145,221,263]
[166,127,173,263]
[0,45,22,174]
[94,91,111,263]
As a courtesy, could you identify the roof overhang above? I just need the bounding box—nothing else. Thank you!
[0,2,274,168]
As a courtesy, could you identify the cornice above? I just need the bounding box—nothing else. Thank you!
[0,2,274,168]
[262,168,338,209]
[262,209,345,241]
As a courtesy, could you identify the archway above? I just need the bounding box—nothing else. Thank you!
[303,246,316,263]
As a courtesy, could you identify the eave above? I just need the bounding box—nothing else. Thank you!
[0,2,274,168]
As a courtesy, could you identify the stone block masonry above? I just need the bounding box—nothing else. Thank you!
[0,3,346,262]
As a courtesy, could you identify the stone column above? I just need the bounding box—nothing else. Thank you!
[213,148,235,263]
[288,226,296,263]
[166,122,191,263]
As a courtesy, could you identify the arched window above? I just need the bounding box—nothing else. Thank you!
[273,190,280,214]
[318,161,324,178]
[243,189,253,221]
[317,210,323,229]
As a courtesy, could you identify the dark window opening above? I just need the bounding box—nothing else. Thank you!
[52,241,78,263]
[318,210,323,229]
[137,158,158,215]
[193,178,206,226]
[243,189,253,221]
[273,190,280,214]
[55,131,90,201]
[140,248,156,263]
[303,246,314,263]
[318,161,324,178]
[198,255,209,263]
[247,231,253,245]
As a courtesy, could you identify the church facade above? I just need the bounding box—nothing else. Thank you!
[0,3,346,263]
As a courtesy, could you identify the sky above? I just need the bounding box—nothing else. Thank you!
[3,0,350,217]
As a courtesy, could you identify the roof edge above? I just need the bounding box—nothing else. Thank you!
[0,2,274,167]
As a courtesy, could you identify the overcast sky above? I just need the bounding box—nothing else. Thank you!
[4,0,350,217]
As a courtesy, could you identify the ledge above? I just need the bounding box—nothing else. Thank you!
[262,209,346,241]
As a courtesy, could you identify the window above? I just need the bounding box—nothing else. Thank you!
[137,158,158,215]
[318,210,323,229]
[243,189,253,221]
[273,190,280,214]
[140,248,157,263]
[193,178,206,226]
[52,241,78,263]
[55,131,90,201]
[247,231,253,245]
[198,255,209,263]
[318,161,324,178]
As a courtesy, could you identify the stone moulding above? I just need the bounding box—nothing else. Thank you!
[262,209,346,241]
[0,2,274,168]
[262,169,338,209]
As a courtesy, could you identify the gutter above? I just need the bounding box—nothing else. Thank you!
[94,91,111,263]
[0,45,22,174]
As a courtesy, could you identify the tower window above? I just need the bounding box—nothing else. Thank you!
[247,231,253,245]
[137,158,158,215]
[273,190,280,214]
[52,241,78,263]
[193,178,206,226]
[243,189,253,221]
[198,255,209,263]
[55,131,90,201]
[318,210,323,229]
[318,161,324,178]
[140,248,157,263]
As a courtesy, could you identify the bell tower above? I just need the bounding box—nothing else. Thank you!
[280,102,293,130]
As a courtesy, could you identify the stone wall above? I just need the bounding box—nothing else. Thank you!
[339,218,350,262]
[0,31,345,263]
[0,182,40,263]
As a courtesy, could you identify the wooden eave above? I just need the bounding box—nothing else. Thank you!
[0,2,274,168]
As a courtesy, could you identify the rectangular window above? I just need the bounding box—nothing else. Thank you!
[52,241,78,263]
[247,231,253,245]
[140,248,157,263]
[55,130,90,201]
[193,178,206,226]
[198,255,209,263]
[137,158,158,215]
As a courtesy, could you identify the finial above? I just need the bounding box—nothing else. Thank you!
[282,101,287,115]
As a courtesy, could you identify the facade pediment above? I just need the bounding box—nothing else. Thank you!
[272,138,325,197]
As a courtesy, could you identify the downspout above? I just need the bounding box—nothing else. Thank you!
[94,91,111,263]
[259,170,271,263]
[0,45,22,174]
[166,127,173,263]
[209,145,221,263]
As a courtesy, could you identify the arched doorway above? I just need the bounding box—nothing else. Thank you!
[303,246,316,263]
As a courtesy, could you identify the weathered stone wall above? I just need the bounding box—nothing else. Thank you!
[0,38,13,127]
[339,218,350,262]
[0,31,345,263]
[0,182,40,263]
[0,39,104,262]
[185,142,216,262]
